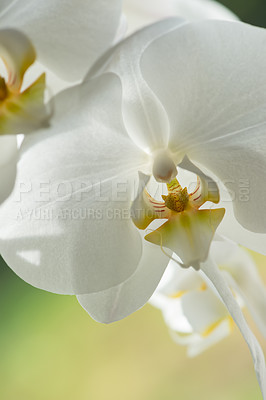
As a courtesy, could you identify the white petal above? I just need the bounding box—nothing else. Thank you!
[214,243,266,339]
[200,257,266,399]
[181,287,229,334]
[0,0,16,14]
[88,18,187,153]
[217,184,266,255]
[160,298,193,333]
[77,238,169,323]
[153,260,203,295]
[145,207,225,269]
[178,155,219,204]
[1,0,122,81]
[140,21,266,233]
[186,320,232,357]
[124,0,238,34]
[0,135,17,204]
[0,74,147,294]
[0,28,35,90]
[22,61,70,96]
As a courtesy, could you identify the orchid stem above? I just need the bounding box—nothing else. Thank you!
[200,257,266,400]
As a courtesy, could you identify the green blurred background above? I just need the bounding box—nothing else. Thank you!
[1,1,266,399]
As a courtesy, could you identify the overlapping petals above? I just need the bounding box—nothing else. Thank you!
[0,28,48,203]
[78,233,169,323]
[1,18,266,315]
[150,240,266,396]
[150,241,266,355]
[91,19,266,248]
[0,19,266,396]
[0,0,123,81]
[139,21,266,236]
[0,74,152,294]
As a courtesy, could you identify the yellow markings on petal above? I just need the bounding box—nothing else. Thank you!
[201,318,224,337]
[228,316,235,332]
[202,316,234,338]
[131,173,171,230]
[0,28,50,135]
[179,156,220,207]
[145,208,225,268]
[169,290,188,299]
[199,282,207,291]
[0,73,48,135]
[0,28,36,91]
[132,162,224,268]
[167,178,182,194]
[131,188,161,230]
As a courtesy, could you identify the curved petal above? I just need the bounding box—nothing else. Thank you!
[145,208,225,269]
[213,242,266,339]
[217,183,266,255]
[0,73,48,135]
[0,135,17,204]
[152,295,193,333]
[200,257,266,399]
[178,155,219,205]
[0,73,148,294]
[0,28,35,90]
[140,21,266,233]
[88,18,187,153]
[1,0,122,81]
[77,237,169,323]
[124,0,238,34]
[153,258,203,295]
[181,287,229,334]
[171,320,232,357]
[22,61,69,96]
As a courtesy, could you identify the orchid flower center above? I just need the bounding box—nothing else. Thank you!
[0,28,48,135]
[162,186,189,213]
[131,156,225,269]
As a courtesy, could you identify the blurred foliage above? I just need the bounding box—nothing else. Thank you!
[0,253,266,400]
[220,0,266,26]
[1,249,266,400]
[1,0,266,399]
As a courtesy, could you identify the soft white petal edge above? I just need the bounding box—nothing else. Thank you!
[0,73,148,294]
[140,20,266,233]
[87,17,187,153]
[170,319,231,357]
[200,258,266,399]
[77,235,170,323]
[1,0,123,81]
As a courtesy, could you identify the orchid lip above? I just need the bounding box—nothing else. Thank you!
[131,158,225,269]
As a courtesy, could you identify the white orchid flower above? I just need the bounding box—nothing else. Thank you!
[0,0,123,204]
[1,18,266,397]
[0,28,48,203]
[0,0,123,82]
[150,240,266,357]
[123,0,238,34]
